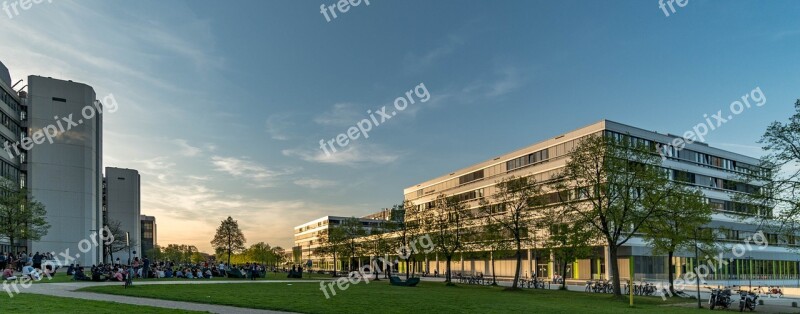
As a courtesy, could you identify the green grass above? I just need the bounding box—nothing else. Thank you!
[34,271,333,284]
[80,280,706,313]
[1,293,199,313]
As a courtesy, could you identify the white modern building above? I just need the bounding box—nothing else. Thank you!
[104,167,141,264]
[26,75,104,266]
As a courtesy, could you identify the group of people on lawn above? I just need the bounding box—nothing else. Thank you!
[1,251,57,281]
[2,252,293,283]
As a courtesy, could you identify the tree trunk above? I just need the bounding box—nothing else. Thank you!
[668,251,675,294]
[405,257,410,280]
[512,241,522,289]
[445,256,452,284]
[491,251,497,285]
[332,251,338,277]
[562,258,568,289]
[610,246,622,296]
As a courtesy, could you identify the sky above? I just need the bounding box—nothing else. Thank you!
[0,0,798,252]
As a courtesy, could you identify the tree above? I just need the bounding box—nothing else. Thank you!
[211,216,247,267]
[424,194,472,285]
[315,225,346,276]
[478,175,546,290]
[366,222,392,280]
[339,217,367,272]
[248,242,274,266]
[146,245,163,261]
[391,201,424,279]
[162,244,199,264]
[0,181,50,254]
[558,134,673,296]
[475,221,512,286]
[539,204,595,290]
[272,246,285,269]
[639,184,714,294]
[104,219,134,263]
[739,99,800,237]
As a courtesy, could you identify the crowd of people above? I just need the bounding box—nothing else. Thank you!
[0,251,55,272]
[2,252,303,284]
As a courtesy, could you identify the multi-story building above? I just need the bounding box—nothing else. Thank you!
[140,215,157,257]
[26,75,104,266]
[403,120,798,282]
[103,167,141,263]
[0,61,27,254]
[293,209,400,269]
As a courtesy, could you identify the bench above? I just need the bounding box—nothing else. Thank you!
[390,276,420,287]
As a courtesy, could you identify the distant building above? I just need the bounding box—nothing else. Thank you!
[292,210,399,270]
[140,215,157,257]
[104,167,141,264]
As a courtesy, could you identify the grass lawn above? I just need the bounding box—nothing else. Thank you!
[1,293,199,313]
[34,271,333,284]
[80,280,705,313]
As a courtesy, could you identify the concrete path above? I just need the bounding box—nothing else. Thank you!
[18,280,323,314]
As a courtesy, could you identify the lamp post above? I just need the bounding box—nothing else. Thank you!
[126,232,131,266]
[694,228,702,309]
[746,256,753,290]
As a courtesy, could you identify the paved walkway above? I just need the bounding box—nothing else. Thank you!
[19,280,324,313]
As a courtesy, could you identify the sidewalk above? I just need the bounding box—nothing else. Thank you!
[18,280,315,314]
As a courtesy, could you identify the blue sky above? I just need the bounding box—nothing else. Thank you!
[0,0,798,251]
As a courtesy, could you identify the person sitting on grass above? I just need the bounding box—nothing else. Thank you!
[164,268,173,278]
[204,268,213,279]
[185,269,194,279]
[2,266,15,280]
[111,268,124,282]
[73,266,91,281]
[195,269,203,279]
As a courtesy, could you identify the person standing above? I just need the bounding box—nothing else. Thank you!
[250,263,258,280]
[143,256,150,279]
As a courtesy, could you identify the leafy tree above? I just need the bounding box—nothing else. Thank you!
[162,244,198,264]
[558,134,673,296]
[248,242,274,266]
[314,225,346,276]
[424,194,472,285]
[475,221,512,286]
[366,222,392,280]
[211,216,247,266]
[146,245,163,261]
[339,217,367,272]
[739,99,800,238]
[392,201,424,279]
[272,246,285,269]
[639,185,714,294]
[539,205,595,290]
[478,175,546,289]
[0,181,50,254]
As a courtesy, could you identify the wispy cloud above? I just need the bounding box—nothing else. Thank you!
[293,178,337,189]
[313,103,363,127]
[404,35,464,73]
[282,144,400,166]
[211,156,295,186]
[173,139,202,157]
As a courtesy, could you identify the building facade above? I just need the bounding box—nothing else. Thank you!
[293,210,399,270]
[104,167,141,263]
[140,215,157,258]
[27,75,104,266]
[402,120,798,282]
[0,61,26,254]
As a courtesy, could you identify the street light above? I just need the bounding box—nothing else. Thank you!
[126,232,131,265]
[745,256,753,290]
[694,227,702,309]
